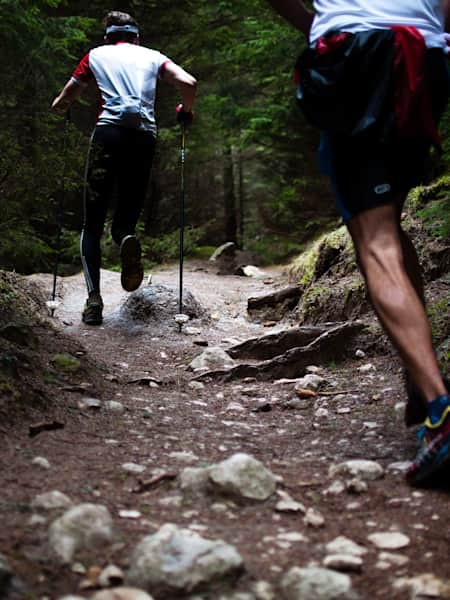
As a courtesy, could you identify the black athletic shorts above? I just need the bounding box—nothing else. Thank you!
[318,49,450,222]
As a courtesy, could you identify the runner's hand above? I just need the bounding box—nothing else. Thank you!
[176,104,193,127]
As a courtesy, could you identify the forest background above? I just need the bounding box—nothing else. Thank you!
[1,0,450,277]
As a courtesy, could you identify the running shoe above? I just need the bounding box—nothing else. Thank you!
[120,235,144,292]
[405,374,450,426]
[406,404,450,485]
[82,292,103,325]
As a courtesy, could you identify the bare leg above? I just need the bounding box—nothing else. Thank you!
[347,203,446,402]
[394,194,425,304]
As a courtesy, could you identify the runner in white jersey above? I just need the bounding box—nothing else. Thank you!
[267,0,450,486]
[52,11,197,326]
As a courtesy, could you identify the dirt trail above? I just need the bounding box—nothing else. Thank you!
[2,262,450,599]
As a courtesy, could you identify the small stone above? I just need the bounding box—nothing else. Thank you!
[284,398,309,410]
[303,508,325,528]
[325,536,368,557]
[329,460,384,481]
[322,554,363,572]
[377,552,409,567]
[31,491,73,513]
[28,514,47,526]
[209,453,277,501]
[179,467,211,496]
[387,461,411,474]
[97,564,125,587]
[119,510,141,520]
[324,480,346,495]
[104,401,126,413]
[252,580,275,600]
[185,327,202,335]
[281,567,353,600]
[355,349,366,358]
[91,589,154,600]
[305,365,322,374]
[189,347,235,371]
[49,504,114,563]
[188,381,205,390]
[78,397,102,410]
[294,374,326,392]
[169,451,199,463]
[158,495,183,508]
[394,402,407,413]
[368,532,410,550]
[275,490,306,514]
[314,407,329,418]
[32,456,51,469]
[346,478,368,494]
[122,463,146,474]
[393,574,450,598]
[358,363,375,373]
[277,532,309,543]
[226,402,246,412]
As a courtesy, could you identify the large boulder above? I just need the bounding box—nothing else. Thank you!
[126,523,244,596]
[48,504,114,563]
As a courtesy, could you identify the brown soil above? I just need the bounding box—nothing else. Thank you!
[1,261,449,600]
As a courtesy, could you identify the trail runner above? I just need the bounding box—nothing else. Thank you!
[52,11,197,325]
[267,0,450,485]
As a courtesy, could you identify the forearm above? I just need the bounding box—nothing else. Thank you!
[267,0,314,37]
[51,79,83,113]
[163,63,197,112]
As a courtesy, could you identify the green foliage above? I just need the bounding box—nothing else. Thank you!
[2,0,450,275]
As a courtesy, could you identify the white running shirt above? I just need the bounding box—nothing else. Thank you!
[72,42,170,135]
[310,0,447,50]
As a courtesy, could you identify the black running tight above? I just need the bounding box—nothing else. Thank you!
[81,125,156,293]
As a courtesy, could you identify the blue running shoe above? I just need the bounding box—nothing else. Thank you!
[406,405,450,485]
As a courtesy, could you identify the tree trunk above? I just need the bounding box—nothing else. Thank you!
[223,144,237,244]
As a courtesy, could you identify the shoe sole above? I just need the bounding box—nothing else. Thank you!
[120,236,143,292]
[82,312,103,326]
[406,428,450,486]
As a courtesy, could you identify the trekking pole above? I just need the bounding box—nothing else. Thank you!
[174,120,190,332]
[46,109,70,317]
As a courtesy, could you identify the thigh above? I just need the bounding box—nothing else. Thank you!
[115,131,156,228]
[329,134,394,223]
[84,126,121,233]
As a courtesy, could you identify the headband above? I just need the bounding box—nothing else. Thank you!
[105,24,139,35]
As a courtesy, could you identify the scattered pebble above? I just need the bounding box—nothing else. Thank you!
[368,532,410,550]
[121,463,146,474]
[32,456,51,469]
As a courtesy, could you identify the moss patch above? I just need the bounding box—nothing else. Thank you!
[288,226,354,288]
[51,353,81,374]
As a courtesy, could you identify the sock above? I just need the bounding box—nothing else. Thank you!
[427,394,450,426]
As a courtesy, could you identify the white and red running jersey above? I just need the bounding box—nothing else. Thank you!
[310,0,448,50]
[72,42,170,135]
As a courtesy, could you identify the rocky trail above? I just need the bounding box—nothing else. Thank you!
[1,260,449,600]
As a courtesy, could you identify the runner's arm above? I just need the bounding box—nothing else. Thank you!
[161,62,197,112]
[266,0,314,37]
[51,80,84,113]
